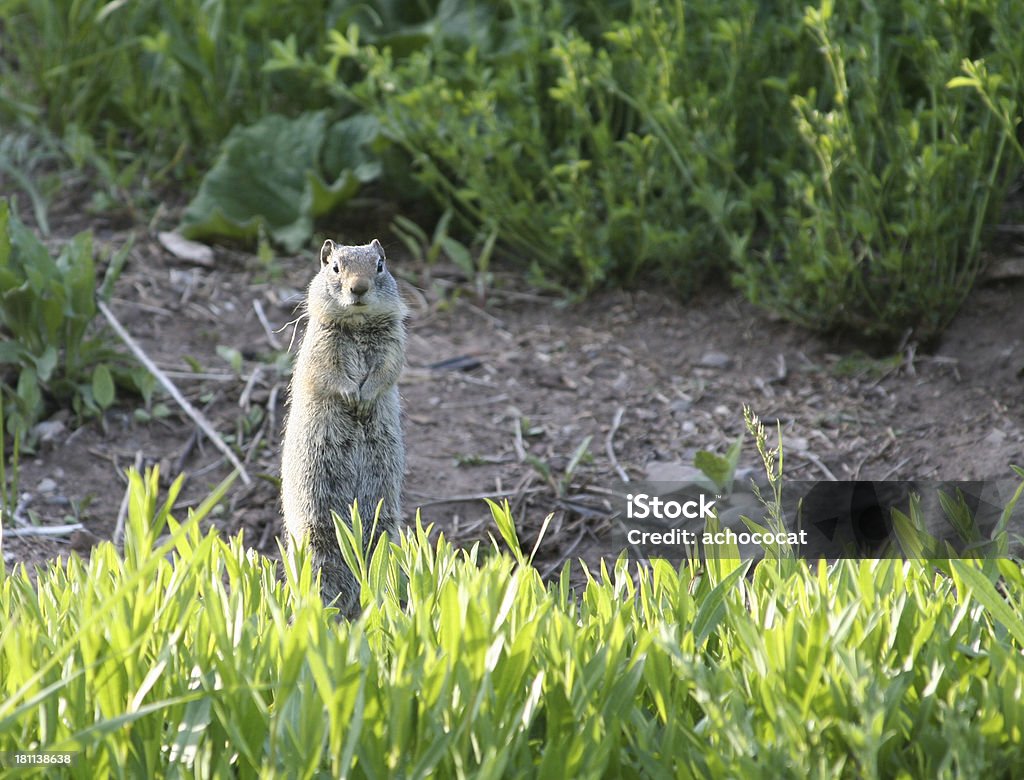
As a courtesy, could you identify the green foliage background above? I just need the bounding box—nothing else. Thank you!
[3,5,1024,773]
[2,0,1023,339]
[0,199,147,442]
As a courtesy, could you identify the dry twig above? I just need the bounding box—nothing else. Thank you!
[253,299,283,350]
[606,406,629,482]
[5,522,84,538]
[266,384,281,449]
[239,365,263,410]
[98,300,252,485]
[803,451,838,482]
[513,417,527,462]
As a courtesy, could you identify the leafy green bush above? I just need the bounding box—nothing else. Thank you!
[0,0,333,175]
[175,0,496,252]
[731,1,1024,340]
[2,464,1024,776]
[0,199,145,443]
[278,0,1024,337]
[319,0,743,295]
[5,0,1024,341]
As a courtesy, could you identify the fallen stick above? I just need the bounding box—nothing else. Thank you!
[239,365,263,410]
[5,522,84,538]
[253,299,283,350]
[606,406,629,482]
[98,300,252,485]
[512,416,527,462]
[803,451,838,482]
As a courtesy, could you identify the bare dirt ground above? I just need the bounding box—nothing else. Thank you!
[3,209,1023,576]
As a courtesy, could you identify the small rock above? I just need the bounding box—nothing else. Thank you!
[787,436,810,453]
[713,404,732,417]
[698,351,733,369]
[984,257,1024,281]
[32,418,66,444]
[157,231,214,267]
[644,461,708,483]
[70,529,101,554]
[669,399,692,414]
[983,429,1007,447]
[37,478,58,493]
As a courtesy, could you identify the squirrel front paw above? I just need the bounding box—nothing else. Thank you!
[338,380,362,407]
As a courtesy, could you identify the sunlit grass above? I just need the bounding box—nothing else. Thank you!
[1,467,1023,777]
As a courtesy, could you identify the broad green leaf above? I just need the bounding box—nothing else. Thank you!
[692,560,750,649]
[0,340,29,365]
[181,112,387,252]
[99,239,132,302]
[1,284,41,340]
[8,207,55,277]
[180,112,327,252]
[60,231,96,319]
[951,560,1024,647]
[34,345,58,382]
[91,364,115,408]
[309,169,360,217]
[694,435,741,493]
[16,366,41,419]
[442,236,474,276]
[38,288,66,346]
[321,114,384,186]
[946,76,980,89]
[892,507,932,559]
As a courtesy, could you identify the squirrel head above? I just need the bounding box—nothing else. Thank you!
[310,238,406,323]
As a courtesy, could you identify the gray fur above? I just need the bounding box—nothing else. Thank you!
[281,238,407,616]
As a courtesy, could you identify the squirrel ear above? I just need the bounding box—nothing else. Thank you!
[320,239,335,267]
[370,238,385,260]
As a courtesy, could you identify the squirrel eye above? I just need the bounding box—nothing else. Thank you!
[376,259,385,274]
[332,263,339,274]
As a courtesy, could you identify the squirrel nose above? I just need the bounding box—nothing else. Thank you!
[350,278,370,297]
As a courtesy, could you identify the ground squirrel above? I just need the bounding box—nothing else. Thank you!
[281,238,407,615]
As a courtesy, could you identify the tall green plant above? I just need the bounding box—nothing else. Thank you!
[3,466,1024,775]
[328,0,746,295]
[0,199,145,443]
[282,0,1024,340]
[731,0,1024,340]
[0,0,332,175]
